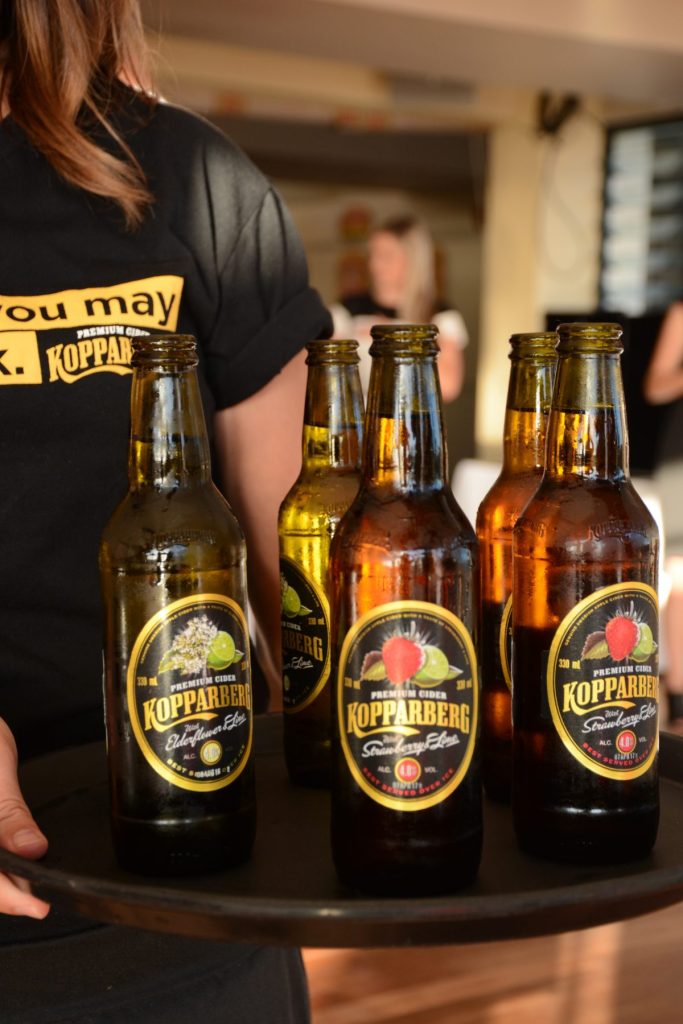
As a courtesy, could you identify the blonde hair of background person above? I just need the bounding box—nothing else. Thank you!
[332,215,468,402]
[644,301,683,721]
[0,0,320,931]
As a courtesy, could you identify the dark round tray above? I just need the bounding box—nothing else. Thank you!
[3,716,683,947]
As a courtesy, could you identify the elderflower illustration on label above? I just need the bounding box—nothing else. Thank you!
[157,614,243,675]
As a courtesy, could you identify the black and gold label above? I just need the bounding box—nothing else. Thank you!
[338,600,478,811]
[548,582,658,780]
[127,594,252,791]
[498,595,513,692]
[280,556,331,712]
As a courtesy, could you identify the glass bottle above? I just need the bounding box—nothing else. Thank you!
[476,332,557,801]
[278,338,364,786]
[99,335,255,875]
[329,324,481,896]
[512,322,659,863]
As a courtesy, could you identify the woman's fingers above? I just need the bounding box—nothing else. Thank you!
[0,869,49,918]
[0,718,50,917]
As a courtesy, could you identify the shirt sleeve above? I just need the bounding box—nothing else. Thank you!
[329,302,355,338]
[433,309,469,350]
[203,185,332,409]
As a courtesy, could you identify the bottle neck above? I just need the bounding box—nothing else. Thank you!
[545,350,629,481]
[363,350,447,492]
[129,366,212,491]
[502,354,556,473]
[302,361,364,471]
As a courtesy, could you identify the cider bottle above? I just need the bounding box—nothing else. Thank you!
[330,324,481,896]
[278,339,364,786]
[99,335,255,875]
[476,332,556,801]
[512,322,659,863]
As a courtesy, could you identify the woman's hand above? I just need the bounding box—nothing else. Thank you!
[0,718,50,918]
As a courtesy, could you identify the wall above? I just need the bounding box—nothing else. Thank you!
[476,96,604,460]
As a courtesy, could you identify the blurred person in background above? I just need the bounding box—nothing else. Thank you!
[644,300,683,727]
[331,215,468,401]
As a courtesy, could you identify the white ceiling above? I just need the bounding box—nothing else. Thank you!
[142,0,683,109]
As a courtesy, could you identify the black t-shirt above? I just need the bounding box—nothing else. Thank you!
[0,93,331,757]
[342,291,398,319]
[340,291,451,319]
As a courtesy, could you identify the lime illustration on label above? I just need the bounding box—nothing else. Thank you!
[338,601,478,811]
[280,571,313,619]
[498,595,513,692]
[128,594,253,792]
[548,583,658,780]
[280,557,331,712]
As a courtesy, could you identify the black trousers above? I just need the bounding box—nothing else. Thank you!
[0,914,310,1024]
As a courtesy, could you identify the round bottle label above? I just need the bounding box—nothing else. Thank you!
[337,600,478,811]
[547,582,658,780]
[498,595,513,692]
[127,594,253,792]
[280,556,331,712]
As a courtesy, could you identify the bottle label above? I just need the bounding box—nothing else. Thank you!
[127,594,253,792]
[338,600,478,811]
[547,582,658,780]
[498,595,513,692]
[280,556,331,712]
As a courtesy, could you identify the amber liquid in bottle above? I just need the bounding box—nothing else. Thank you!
[476,333,556,802]
[512,323,659,863]
[99,335,255,875]
[278,340,364,786]
[330,325,481,896]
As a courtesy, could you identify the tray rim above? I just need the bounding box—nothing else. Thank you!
[1,727,682,947]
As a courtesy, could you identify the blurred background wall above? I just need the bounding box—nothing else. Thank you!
[140,0,683,471]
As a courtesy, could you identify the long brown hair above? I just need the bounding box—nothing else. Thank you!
[0,0,155,229]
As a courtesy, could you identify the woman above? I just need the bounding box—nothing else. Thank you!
[0,1,329,1019]
[332,215,468,401]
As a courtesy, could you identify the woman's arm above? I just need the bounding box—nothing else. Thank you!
[213,349,307,710]
[437,339,465,403]
[433,310,468,403]
[644,302,683,405]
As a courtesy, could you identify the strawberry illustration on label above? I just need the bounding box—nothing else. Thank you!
[605,613,639,661]
[382,636,425,685]
[360,629,463,687]
[581,603,657,664]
